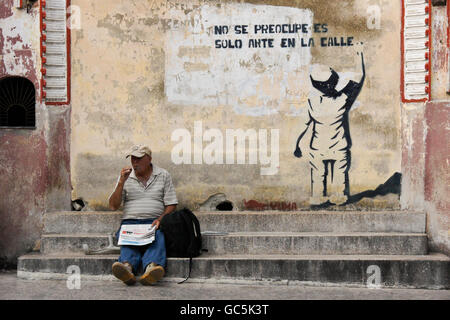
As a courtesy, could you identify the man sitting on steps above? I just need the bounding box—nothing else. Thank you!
[108,144,178,285]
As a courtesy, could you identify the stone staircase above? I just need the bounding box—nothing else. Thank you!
[17,210,449,289]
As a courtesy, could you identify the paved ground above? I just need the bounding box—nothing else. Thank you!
[1,270,449,300]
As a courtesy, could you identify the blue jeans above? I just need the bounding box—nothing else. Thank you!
[115,218,166,274]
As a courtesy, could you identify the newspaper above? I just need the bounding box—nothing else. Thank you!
[118,224,156,246]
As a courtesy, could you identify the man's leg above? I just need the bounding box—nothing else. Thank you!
[112,246,141,285]
[112,221,142,285]
[142,229,166,269]
[118,245,142,274]
[140,229,166,285]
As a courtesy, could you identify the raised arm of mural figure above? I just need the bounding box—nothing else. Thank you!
[108,166,132,210]
[357,52,365,89]
[294,116,313,158]
[341,52,366,103]
[360,52,365,78]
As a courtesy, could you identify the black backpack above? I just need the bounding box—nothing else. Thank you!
[160,208,204,283]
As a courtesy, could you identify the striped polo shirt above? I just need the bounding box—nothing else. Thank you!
[113,164,178,220]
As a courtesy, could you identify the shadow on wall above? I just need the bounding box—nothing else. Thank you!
[195,172,401,211]
[311,172,402,210]
[71,175,401,212]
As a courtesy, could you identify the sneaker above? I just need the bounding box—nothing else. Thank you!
[140,262,165,285]
[112,262,136,285]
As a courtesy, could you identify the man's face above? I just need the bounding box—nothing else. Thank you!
[131,155,151,174]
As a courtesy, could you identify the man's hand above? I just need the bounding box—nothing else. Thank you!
[151,219,161,230]
[120,166,132,184]
[109,167,132,210]
[153,205,177,230]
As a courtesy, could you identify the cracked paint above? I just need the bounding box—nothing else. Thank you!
[0,1,71,266]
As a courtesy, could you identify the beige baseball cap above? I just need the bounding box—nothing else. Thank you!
[125,144,152,158]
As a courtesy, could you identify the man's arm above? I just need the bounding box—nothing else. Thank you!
[109,167,132,210]
[108,181,125,210]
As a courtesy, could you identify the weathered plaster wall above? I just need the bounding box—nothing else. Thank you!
[424,101,449,256]
[430,5,449,100]
[424,5,449,255]
[400,102,426,210]
[70,0,402,211]
[1,0,447,262]
[0,0,71,266]
[400,4,449,255]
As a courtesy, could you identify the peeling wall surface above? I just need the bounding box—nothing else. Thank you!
[1,0,449,262]
[70,0,403,211]
[0,0,71,266]
[401,4,449,255]
[424,101,449,256]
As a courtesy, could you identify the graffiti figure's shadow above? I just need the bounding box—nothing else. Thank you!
[310,172,402,210]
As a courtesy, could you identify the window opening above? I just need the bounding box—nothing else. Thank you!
[0,77,36,128]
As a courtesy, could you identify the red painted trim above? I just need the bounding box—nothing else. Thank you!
[446,0,449,94]
[67,0,71,105]
[447,0,449,49]
[41,0,71,106]
[428,0,432,101]
[446,0,449,79]
[39,0,44,103]
[400,0,406,102]
[401,0,432,103]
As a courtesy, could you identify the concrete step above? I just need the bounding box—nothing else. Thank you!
[202,232,428,255]
[40,233,112,255]
[40,232,429,255]
[44,211,122,234]
[198,211,426,233]
[17,252,450,289]
[43,211,426,234]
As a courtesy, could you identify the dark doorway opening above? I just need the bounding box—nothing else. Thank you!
[0,76,36,128]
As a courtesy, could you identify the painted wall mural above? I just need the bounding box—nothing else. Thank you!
[69,1,403,211]
[294,53,366,206]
